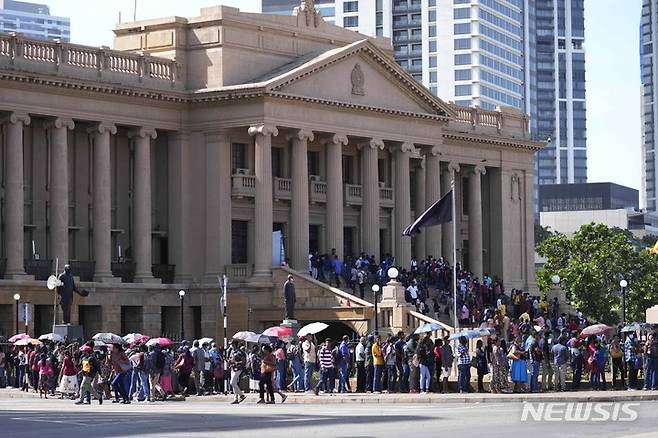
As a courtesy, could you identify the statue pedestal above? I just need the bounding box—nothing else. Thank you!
[54,324,84,341]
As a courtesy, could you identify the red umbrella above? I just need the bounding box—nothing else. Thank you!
[146,337,173,347]
[263,326,293,338]
[579,324,613,338]
[8,333,29,343]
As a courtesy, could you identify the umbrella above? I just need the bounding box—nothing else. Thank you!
[448,328,496,341]
[146,337,173,347]
[298,322,329,337]
[8,333,30,343]
[93,332,123,344]
[621,323,643,333]
[123,333,149,344]
[263,326,293,338]
[196,337,214,346]
[245,333,274,344]
[579,324,613,338]
[14,338,42,346]
[38,333,64,342]
[414,321,451,334]
[232,331,256,341]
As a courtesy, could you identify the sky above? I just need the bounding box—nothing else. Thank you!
[44,0,642,190]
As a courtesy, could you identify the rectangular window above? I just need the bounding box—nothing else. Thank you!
[454,38,471,49]
[454,8,471,19]
[454,53,472,65]
[429,56,437,67]
[429,10,437,22]
[231,143,246,172]
[429,25,437,37]
[344,1,358,13]
[429,40,437,52]
[454,23,471,34]
[231,220,248,263]
[344,16,358,27]
[430,71,438,83]
[308,151,319,176]
[455,69,471,80]
[455,84,472,96]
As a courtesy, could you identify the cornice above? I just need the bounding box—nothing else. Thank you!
[442,132,544,152]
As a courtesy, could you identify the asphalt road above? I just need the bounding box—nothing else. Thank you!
[0,398,657,438]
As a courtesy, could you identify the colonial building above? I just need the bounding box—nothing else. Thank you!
[0,3,541,340]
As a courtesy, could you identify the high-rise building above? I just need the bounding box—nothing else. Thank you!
[261,0,587,214]
[641,0,657,211]
[0,0,70,42]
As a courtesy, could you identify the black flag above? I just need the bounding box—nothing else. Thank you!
[402,190,452,236]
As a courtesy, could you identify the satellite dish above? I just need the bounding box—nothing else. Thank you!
[47,275,61,290]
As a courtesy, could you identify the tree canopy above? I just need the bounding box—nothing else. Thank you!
[536,223,658,324]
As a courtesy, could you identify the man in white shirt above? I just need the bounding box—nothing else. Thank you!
[354,337,366,392]
[406,280,419,303]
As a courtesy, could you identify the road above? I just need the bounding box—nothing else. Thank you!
[0,398,656,437]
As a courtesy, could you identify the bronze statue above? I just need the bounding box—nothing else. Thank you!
[284,274,296,320]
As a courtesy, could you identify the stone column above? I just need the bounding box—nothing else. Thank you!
[168,131,193,283]
[4,112,30,278]
[323,133,348,259]
[128,127,159,283]
[468,165,486,280]
[358,138,384,258]
[425,147,442,259]
[441,161,460,264]
[394,142,413,266]
[90,123,117,282]
[287,129,313,271]
[248,124,278,284]
[414,160,426,259]
[46,117,74,268]
[203,131,232,283]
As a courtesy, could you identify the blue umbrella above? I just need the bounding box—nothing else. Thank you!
[414,321,452,334]
[448,328,496,340]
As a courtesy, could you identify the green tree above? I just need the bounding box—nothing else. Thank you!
[536,223,658,324]
[534,223,554,246]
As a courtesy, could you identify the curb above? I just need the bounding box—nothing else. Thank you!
[3,389,657,404]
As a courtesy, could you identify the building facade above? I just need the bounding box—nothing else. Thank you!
[539,182,639,213]
[0,3,540,340]
[642,0,657,211]
[261,0,587,214]
[0,0,70,42]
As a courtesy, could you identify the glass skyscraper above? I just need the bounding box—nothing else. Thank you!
[0,0,70,42]
[641,0,657,210]
[261,0,587,212]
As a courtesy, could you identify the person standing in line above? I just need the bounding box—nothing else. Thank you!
[625,332,639,391]
[76,345,101,405]
[355,336,366,392]
[440,336,454,394]
[372,335,384,393]
[456,336,471,394]
[337,335,351,393]
[286,339,303,392]
[302,335,316,393]
[609,336,625,390]
[228,340,246,404]
[474,339,489,393]
[258,345,276,404]
[274,341,287,392]
[314,338,335,395]
[190,340,205,396]
[551,336,569,392]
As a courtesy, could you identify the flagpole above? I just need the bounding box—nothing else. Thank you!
[451,179,458,331]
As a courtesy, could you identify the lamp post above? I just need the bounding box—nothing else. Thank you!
[387,267,399,283]
[372,284,380,334]
[620,279,628,325]
[178,289,186,341]
[13,293,20,334]
[551,275,560,286]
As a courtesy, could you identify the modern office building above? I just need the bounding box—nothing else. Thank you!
[262,0,587,215]
[0,0,70,42]
[641,0,657,211]
[0,4,540,338]
[538,182,639,213]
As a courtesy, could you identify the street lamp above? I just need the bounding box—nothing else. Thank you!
[620,279,628,325]
[551,275,560,285]
[13,293,20,334]
[372,284,380,334]
[178,290,186,341]
[387,267,399,281]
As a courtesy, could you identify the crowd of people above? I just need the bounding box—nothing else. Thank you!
[2,320,656,406]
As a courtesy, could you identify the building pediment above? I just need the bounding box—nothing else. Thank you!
[264,40,454,118]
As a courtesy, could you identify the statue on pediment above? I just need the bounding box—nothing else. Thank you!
[294,0,321,27]
[351,63,365,96]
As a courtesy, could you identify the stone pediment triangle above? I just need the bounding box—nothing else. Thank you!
[263,40,453,118]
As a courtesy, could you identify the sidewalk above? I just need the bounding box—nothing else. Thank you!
[3,387,657,404]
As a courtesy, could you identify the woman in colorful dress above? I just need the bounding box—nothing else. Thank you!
[58,350,79,399]
[508,337,527,393]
